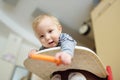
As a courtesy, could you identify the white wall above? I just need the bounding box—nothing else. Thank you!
[0,0,95,33]
[0,25,39,80]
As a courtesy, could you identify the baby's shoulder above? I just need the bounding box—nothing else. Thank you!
[60,33,74,41]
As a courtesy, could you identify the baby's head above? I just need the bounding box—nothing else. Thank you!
[32,14,62,48]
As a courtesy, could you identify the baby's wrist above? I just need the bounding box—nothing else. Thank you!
[64,51,73,57]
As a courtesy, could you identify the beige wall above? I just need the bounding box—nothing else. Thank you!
[91,0,120,80]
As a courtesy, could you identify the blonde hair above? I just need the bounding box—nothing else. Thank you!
[32,14,61,32]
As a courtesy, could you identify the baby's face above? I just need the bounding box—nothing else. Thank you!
[35,17,62,48]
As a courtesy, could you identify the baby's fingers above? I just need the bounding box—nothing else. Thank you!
[55,52,61,60]
[28,49,37,58]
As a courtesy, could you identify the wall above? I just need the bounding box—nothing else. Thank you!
[91,0,120,80]
[0,0,95,32]
[0,25,39,80]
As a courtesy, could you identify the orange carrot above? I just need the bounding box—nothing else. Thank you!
[29,53,62,65]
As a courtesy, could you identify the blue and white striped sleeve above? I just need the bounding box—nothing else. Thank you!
[59,33,77,56]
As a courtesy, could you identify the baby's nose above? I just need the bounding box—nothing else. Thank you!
[45,35,51,40]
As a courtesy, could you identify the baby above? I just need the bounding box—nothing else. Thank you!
[29,14,77,65]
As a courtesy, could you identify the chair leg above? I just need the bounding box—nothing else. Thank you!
[106,66,113,80]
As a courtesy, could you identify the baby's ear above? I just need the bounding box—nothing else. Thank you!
[58,25,62,32]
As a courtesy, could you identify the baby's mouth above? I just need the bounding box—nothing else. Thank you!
[48,41,54,45]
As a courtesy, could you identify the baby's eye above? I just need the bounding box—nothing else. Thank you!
[48,30,53,33]
[40,35,44,38]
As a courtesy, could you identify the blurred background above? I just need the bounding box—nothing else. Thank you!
[0,0,120,80]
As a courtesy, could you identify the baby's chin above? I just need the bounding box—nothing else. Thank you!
[49,45,57,48]
[47,44,58,48]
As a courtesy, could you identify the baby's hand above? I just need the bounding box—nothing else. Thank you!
[28,49,37,58]
[55,51,72,65]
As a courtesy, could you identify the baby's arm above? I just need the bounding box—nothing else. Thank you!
[55,51,72,65]
[55,34,77,65]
